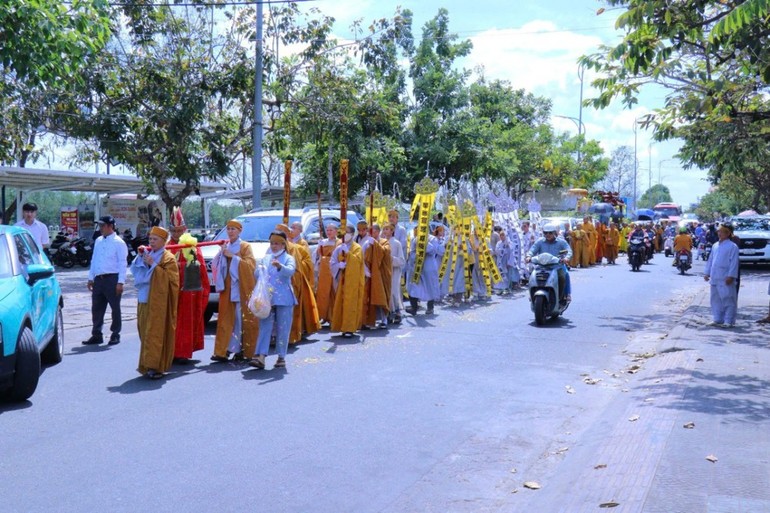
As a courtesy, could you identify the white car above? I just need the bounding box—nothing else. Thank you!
[729,216,770,264]
[201,207,361,323]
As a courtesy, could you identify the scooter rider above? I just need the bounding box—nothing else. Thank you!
[672,226,693,266]
[526,223,573,303]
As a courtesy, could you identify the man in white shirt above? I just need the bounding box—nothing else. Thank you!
[82,215,128,346]
[15,202,50,250]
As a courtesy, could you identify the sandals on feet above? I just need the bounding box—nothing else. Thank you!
[274,357,286,369]
[248,355,266,369]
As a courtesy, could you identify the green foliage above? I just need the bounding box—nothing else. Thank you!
[638,183,673,209]
[582,0,770,213]
[693,188,740,222]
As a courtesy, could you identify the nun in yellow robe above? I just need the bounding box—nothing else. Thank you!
[329,225,365,337]
[130,226,179,379]
[314,223,339,324]
[211,220,259,362]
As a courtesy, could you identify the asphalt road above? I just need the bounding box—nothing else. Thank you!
[0,254,759,512]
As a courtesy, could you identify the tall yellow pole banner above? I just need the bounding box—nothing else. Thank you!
[339,159,349,232]
[438,204,456,281]
[410,177,438,284]
[282,160,292,225]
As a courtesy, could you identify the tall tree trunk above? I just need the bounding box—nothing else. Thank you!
[327,140,334,203]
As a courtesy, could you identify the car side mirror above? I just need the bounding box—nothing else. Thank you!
[26,263,55,285]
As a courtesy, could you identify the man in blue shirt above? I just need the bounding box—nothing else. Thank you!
[82,215,128,346]
[526,223,573,303]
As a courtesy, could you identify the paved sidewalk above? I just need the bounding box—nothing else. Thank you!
[532,268,770,512]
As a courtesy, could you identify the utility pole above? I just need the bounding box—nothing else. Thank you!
[251,0,263,210]
[633,121,638,214]
[577,65,585,164]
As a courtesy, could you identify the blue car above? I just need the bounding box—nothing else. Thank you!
[0,225,64,401]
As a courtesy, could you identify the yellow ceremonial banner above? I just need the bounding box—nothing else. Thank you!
[411,196,432,284]
[462,217,473,295]
[409,194,420,225]
[439,238,452,280]
[339,159,349,231]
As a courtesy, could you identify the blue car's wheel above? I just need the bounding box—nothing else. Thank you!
[7,328,41,402]
[41,305,64,364]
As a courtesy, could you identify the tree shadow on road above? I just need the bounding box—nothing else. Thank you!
[639,368,770,424]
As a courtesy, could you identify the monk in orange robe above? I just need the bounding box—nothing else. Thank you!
[606,222,620,264]
[364,223,392,328]
[279,223,320,343]
[314,223,339,324]
[582,216,597,265]
[130,226,179,379]
[168,208,209,363]
[595,221,607,264]
[570,227,588,268]
[330,225,365,337]
[211,220,259,362]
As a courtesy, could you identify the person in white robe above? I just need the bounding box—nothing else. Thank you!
[703,224,740,327]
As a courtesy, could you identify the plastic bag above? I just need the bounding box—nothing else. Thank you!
[248,265,272,319]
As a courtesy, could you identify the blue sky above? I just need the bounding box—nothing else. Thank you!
[311,0,712,207]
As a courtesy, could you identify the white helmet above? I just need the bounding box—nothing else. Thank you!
[542,223,558,233]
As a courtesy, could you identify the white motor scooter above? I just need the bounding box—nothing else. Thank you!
[528,252,570,325]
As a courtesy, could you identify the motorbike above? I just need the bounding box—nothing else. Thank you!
[528,252,570,326]
[663,236,674,257]
[628,237,646,272]
[675,249,692,275]
[71,237,92,267]
[51,238,77,268]
[700,242,712,261]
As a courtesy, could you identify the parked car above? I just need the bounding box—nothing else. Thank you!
[0,225,64,401]
[200,207,362,323]
[728,215,770,264]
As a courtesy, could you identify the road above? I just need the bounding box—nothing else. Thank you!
[1,254,768,512]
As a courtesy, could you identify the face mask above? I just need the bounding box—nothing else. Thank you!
[343,233,353,243]
[272,249,285,257]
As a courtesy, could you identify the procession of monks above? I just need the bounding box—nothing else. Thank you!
[132,206,669,376]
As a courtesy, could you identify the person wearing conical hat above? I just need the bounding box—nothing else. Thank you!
[275,223,320,343]
[168,207,210,364]
[130,226,179,379]
[211,219,259,362]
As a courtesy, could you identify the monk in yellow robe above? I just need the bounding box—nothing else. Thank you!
[606,223,620,264]
[211,220,259,362]
[130,226,179,379]
[619,223,630,253]
[581,216,597,265]
[330,224,365,337]
[314,223,339,324]
[279,223,320,343]
[570,227,588,268]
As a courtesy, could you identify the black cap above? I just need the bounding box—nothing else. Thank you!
[97,215,116,225]
[22,202,38,212]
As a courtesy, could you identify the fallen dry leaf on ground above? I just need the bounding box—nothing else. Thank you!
[594,464,607,470]
[599,501,620,508]
[628,415,640,422]
[706,455,718,463]
[583,377,602,385]
[565,385,576,394]
[523,481,541,490]
[683,422,695,429]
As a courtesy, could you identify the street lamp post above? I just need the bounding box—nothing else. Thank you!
[554,115,586,163]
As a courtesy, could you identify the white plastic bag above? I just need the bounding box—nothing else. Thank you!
[248,265,272,319]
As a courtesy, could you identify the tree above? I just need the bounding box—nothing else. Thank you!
[406,9,475,192]
[68,4,261,215]
[693,188,740,221]
[638,184,672,209]
[594,146,636,199]
[580,0,770,213]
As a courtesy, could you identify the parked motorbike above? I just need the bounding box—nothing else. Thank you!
[628,237,646,272]
[528,252,570,326]
[675,249,692,275]
[52,239,77,268]
[71,237,92,267]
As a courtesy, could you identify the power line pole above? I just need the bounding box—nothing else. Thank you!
[251,0,263,210]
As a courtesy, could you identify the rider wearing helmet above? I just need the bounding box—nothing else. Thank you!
[673,225,693,266]
[526,223,573,302]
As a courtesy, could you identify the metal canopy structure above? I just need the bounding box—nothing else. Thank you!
[0,166,231,226]
[0,166,229,195]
